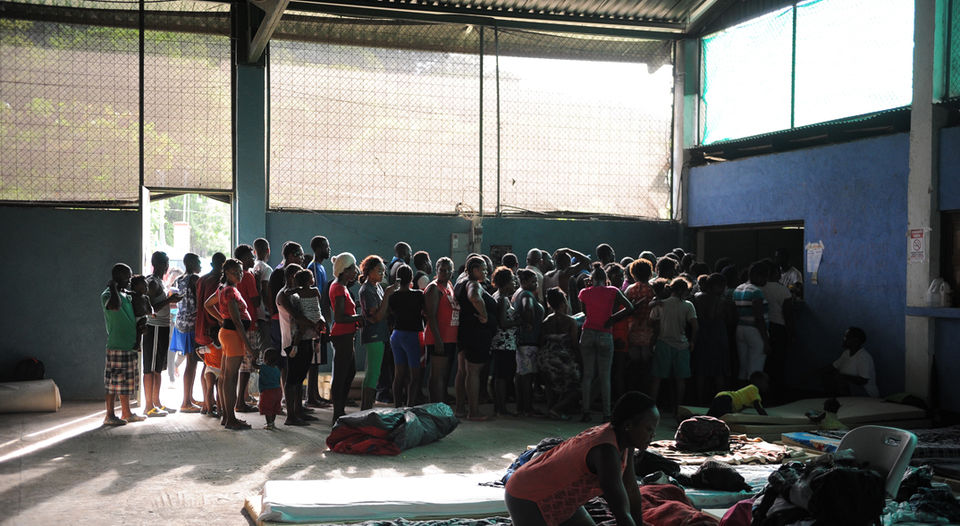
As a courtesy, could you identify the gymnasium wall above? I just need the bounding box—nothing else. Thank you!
[688,133,910,395]
[0,207,141,400]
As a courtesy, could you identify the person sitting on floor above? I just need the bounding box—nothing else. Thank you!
[706,371,769,418]
[504,391,659,526]
[824,326,879,398]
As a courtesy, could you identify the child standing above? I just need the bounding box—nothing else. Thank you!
[649,277,698,417]
[258,348,283,429]
[129,275,153,352]
[707,371,769,417]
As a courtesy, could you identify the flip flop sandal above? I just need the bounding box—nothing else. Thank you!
[103,416,127,426]
[125,414,146,423]
[159,406,177,414]
[146,408,168,417]
[179,405,202,414]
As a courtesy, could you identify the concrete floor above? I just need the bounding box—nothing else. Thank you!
[0,392,678,526]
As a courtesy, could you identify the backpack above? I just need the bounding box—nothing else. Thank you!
[14,357,45,381]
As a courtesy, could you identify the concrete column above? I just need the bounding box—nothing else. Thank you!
[235,62,268,246]
[905,0,945,400]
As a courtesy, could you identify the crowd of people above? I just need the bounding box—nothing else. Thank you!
[101,236,874,429]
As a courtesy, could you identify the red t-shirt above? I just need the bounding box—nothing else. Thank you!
[329,281,357,336]
[578,285,619,333]
[194,273,221,346]
[235,270,259,330]
[217,285,251,322]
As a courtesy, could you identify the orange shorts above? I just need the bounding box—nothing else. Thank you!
[218,328,245,358]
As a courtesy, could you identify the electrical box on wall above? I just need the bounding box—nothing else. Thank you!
[451,232,468,266]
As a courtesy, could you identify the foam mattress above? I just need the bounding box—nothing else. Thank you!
[258,472,506,524]
[679,397,926,426]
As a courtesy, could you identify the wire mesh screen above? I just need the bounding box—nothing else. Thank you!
[952,0,960,99]
[700,6,792,144]
[143,30,231,190]
[485,53,673,218]
[0,19,140,203]
[269,37,482,213]
[793,0,913,127]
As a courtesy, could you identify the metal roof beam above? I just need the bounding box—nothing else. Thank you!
[247,0,291,63]
[288,0,685,38]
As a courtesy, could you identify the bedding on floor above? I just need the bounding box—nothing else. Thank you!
[647,434,804,466]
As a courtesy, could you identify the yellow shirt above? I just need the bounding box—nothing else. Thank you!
[716,384,761,412]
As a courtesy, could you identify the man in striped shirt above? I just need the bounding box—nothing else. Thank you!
[733,263,770,382]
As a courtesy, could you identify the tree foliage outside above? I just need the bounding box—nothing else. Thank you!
[150,193,231,264]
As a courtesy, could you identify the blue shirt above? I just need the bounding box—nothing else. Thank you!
[308,260,328,305]
[258,364,282,390]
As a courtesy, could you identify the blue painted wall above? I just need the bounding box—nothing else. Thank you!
[937,126,960,412]
[940,126,960,212]
[0,207,141,400]
[688,133,910,395]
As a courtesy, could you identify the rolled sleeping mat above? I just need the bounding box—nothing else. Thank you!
[0,379,61,413]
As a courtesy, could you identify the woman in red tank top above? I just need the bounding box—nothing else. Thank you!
[504,392,659,526]
[423,257,459,404]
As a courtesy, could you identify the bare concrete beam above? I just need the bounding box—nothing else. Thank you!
[248,0,290,63]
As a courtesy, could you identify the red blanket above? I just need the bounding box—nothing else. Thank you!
[641,484,718,526]
[585,484,718,526]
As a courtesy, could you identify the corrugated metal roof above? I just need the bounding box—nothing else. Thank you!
[285,0,735,37]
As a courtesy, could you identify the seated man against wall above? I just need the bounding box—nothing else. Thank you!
[823,327,879,398]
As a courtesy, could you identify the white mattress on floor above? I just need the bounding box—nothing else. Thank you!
[259,472,507,523]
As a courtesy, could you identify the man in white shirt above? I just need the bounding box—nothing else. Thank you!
[762,263,793,403]
[775,248,803,291]
[827,327,879,398]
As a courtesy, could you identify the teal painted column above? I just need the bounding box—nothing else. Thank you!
[235,62,267,246]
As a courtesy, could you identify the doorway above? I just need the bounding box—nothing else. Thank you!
[696,221,804,274]
[140,189,233,404]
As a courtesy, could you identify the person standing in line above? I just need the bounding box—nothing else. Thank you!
[101,263,146,426]
[358,255,399,410]
[577,263,633,422]
[143,251,183,417]
[648,277,698,417]
[388,264,426,407]
[733,263,770,383]
[306,235,332,407]
[171,253,202,413]
[203,258,256,430]
[233,244,261,413]
[195,253,226,418]
[423,257,459,404]
[412,251,432,290]
[329,252,364,424]
[514,269,544,417]
[523,248,545,304]
[761,261,793,404]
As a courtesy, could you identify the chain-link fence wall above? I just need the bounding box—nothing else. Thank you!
[270,21,674,219]
[793,0,913,127]
[144,30,231,190]
[0,19,140,203]
[269,37,482,214]
[700,6,792,144]
[701,0,914,145]
[951,0,960,99]
[1,2,232,204]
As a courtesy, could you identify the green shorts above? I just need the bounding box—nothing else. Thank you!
[652,340,691,379]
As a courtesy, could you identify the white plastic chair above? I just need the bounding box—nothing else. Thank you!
[837,425,918,498]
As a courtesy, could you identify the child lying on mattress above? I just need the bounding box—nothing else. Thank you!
[706,371,769,418]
